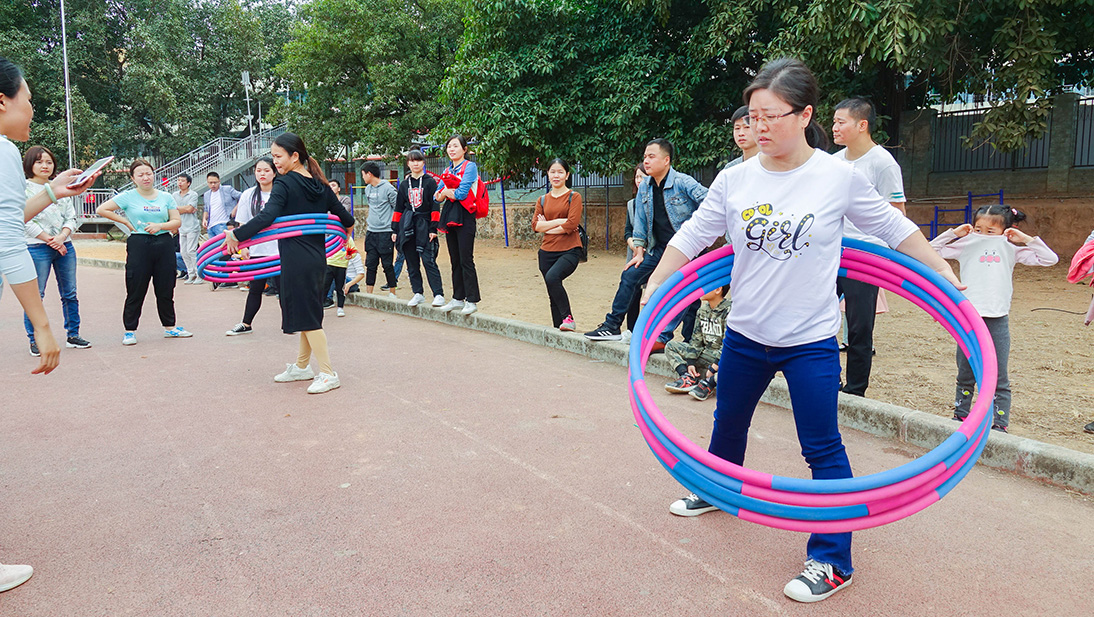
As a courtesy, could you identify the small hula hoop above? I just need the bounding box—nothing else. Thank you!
[195,214,349,283]
[628,238,997,533]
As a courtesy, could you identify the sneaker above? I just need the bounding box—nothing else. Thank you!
[220,282,238,289]
[651,340,666,354]
[337,308,346,317]
[186,277,199,285]
[29,341,40,357]
[1084,420,1094,434]
[164,326,193,338]
[307,371,341,394]
[669,492,718,517]
[263,287,278,296]
[122,332,137,346]
[380,284,390,291]
[274,362,314,383]
[783,560,852,603]
[584,323,622,341]
[665,374,699,394]
[323,299,335,309]
[226,323,252,336]
[991,425,1008,433]
[66,336,92,349]
[177,271,188,280]
[559,315,576,331]
[439,299,464,313]
[387,292,398,299]
[432,295,446,307]
[620,330,633,343]
[408,293,426,307]
[0,563,33,593]
[212,282,220,290]
[690,380,715,401]
[460,301,478,315]
[952,413,967,422]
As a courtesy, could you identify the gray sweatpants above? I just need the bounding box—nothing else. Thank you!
[954,315,1011,428]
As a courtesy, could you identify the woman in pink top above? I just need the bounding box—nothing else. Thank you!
[930,205,1058,432]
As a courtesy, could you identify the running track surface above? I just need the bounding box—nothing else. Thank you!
[1,266,1091,616]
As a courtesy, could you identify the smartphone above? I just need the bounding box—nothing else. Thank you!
[66,155,114,188]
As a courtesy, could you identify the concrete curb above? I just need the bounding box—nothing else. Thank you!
[76,258,1094,496]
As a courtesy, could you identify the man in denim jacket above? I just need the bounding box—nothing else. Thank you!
[586,138,708,343]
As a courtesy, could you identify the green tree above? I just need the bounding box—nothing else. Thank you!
[441,0,747,178]
[269,0,464,160]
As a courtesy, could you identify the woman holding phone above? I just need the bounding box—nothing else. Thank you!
[0,55,99,594]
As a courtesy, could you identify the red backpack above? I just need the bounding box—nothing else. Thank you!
[440,161,489,219]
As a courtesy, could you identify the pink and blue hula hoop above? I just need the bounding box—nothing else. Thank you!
[195,214,349,283]
[628,238,997,533]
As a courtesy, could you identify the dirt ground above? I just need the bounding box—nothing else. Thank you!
[73,237,1094,455]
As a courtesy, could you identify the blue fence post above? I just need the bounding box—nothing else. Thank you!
[500,179,509,248]
[998,189,1004,205]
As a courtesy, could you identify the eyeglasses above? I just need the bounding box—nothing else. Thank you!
[747,110,797,126]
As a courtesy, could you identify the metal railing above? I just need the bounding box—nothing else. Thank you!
[933,107,1050,172]
[1075,97,1094,167]
[116,123,288,192]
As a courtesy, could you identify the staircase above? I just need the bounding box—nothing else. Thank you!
[79,124,288,232]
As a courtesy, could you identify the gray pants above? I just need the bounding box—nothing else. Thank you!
[665,341,720,376]
[954,315,1011,428]
[179,228,201,279]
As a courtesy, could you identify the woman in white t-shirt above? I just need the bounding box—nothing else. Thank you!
[0,55,98,594]
[226,158,280,335]
[644,58,963,604]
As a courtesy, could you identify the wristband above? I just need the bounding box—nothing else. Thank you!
[43,183,58,204]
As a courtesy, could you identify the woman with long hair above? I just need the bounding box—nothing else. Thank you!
[0,55,98,593]
[226,157,279,336]
[22,144,90,355]
[97,160,192,345]
[645,58,963,603]
[226,133,355,394]
[532,158,583,330]
[434,135,482,315]
[392,149,444,307]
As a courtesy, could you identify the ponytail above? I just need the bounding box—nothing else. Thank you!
[805,120,829,150]
[307,156,328,185]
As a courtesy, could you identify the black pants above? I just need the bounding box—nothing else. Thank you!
[538,248,581,327]
[364,231,396,288]
[323,266,347,307]
[403,239,444,297]
[680,300,701,343]
[625,285,643,332]
[123,233,176,331]
[445,223,480,303]
[242,277,277,325]
[837,276,879,396]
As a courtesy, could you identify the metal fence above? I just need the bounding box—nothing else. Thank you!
[1075,97,1094,167]
[933,108,1050,172]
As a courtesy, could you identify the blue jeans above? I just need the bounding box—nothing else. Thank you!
[209,223,227,240]
[175,251,187,274]
[24,242,81,341]
[392,249,405,281]
[711,328,853,574]
[604,244,664,331]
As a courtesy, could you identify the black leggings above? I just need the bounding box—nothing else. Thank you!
[538,248,581,327]
[446,223,480,303]
[123,233,176,331]
[242,276,278,325]
[323,266,348,307]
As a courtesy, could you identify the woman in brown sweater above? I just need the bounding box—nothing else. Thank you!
[532,158,584,330]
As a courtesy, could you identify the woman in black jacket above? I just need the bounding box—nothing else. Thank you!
[392,149,444,307]
[227,133,355,394]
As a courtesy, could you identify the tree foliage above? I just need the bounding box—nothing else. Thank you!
[441,0,748,178]
[268,0,463,160]
[3,0,293,165]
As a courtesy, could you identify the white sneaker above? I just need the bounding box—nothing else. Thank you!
[0,563,33,593]
[336,308,345,317]
[387,292,397,299]
[307,371,340,394]
[439,299,464,313]
[186,277,199,285]
[274,362,314,383]
[122,331,137,346]
[408,293,426,307]
[460,301,478,315]
[431,295,446,307]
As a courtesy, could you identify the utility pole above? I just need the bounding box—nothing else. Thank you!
[60,0,75,168]
[242,71,253,136]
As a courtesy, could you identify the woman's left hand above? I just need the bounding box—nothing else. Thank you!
[144,223,162,234]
